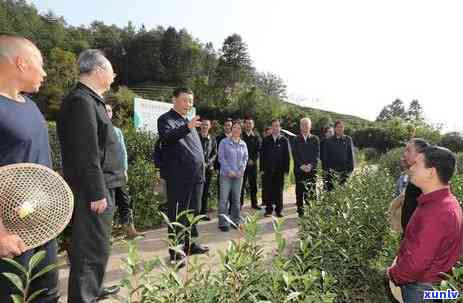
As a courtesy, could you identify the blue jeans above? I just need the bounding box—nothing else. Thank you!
[400,282,434,303]
[219,175,243,228]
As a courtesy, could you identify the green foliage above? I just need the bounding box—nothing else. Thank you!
[361,147,381,163]
[117,213,336,302]
[37,47,77,120]
[439,132,463,153]
[2,250,57,302]
[457,153,463,175]
[128,157,163,229]
[298,167,395,302]
[378,147,404,180]
[47,121,62,171]
[107,86,137,128]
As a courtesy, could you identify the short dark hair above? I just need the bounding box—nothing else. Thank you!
[422,145,456,184]
[409,138,429,153]
[271,118,281,124]
[223,118,233,125]
[334,120,344,128]
[244,117,254,122]
[172,87,193,97]
[232,120,242,128]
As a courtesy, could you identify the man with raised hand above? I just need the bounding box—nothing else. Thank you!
[157,87,209,267]
[0,34,59,302]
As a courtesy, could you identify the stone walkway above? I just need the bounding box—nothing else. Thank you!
[58,189,299,302]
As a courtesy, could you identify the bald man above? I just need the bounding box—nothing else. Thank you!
[0,34,59,302]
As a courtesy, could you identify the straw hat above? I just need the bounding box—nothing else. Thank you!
[0,163,74,250]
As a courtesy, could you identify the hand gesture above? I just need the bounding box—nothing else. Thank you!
[187,116,202,129]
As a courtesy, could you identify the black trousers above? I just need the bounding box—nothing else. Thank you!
[68,187,115,303]
[263,171,285,214]
[295,172,317,215]
[166,180,203,251]
[200,169,213,214]
[115,185,133,225]
[240,164,258,207]
[324,170,350,191]
[0,239,59,303]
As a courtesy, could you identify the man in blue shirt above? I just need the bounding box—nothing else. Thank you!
[0,34,59,302]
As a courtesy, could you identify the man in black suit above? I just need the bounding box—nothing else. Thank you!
[240,117,262,209]
[291,118,319,217]
[260,119,290,217]
[322,120,355,191]
[157,87,209,266]
[199,119,217,221]
[57,49,123,302]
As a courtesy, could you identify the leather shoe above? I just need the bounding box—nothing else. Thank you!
[185,243,209,255]
[97,285,120,301]
[219,226,230,232]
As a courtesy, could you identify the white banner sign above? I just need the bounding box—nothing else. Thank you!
[134,97,172,134]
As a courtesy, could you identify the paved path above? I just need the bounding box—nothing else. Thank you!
[58,188,299,302]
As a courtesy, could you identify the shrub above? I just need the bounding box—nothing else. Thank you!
[47,122,62,171]
[118,214,337,303]
[378,147,404,180]
[361,147,380,163]
[457,153,463,176]
[128,158,163,229]
[298,167,395,302]
[124,126,156,164]
[439,132,463,154]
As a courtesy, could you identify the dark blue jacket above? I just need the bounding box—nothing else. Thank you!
[322,135,355,172]
[291,134,319,177]
[157,109,205,185]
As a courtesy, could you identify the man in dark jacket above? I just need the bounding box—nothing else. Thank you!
[260,119,290,217]
[240,117,262,209]
[322,120,355,191]
[199,119,217,221]
[57,49,123,302]
[291,118,320,217]
[157,87,209,266]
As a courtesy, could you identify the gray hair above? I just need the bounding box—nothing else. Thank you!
[300,117,312,125]
[77,49,110,75]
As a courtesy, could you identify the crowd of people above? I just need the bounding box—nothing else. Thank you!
[156,88,357,265]
[0,34,461,303]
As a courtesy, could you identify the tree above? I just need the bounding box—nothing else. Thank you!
[255,72,287,100]
[376,99,407,121]
[439,132,463,153]
[37,47,77,120]
[407,99,424,121]
[215,34,253,89]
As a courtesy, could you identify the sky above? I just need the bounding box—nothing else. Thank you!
[31,0,463,132]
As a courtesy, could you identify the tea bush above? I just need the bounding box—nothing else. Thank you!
[298,167,395,302]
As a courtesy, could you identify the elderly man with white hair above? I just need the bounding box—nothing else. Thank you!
[291,117,320,217]
[57,49,123,302]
